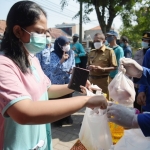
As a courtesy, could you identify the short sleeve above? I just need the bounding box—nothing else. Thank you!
[0,61,31,116]
[109,50,118,67]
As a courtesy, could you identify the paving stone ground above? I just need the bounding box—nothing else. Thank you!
[51,91,85,150]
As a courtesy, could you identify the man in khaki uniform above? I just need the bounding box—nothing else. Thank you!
[87,33,117,99]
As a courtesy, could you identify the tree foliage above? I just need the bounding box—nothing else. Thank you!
[120,1,150,52]
[60,0,142,34]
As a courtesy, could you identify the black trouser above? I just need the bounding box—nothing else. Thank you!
[76,63,81,67]
[79,56,88,69]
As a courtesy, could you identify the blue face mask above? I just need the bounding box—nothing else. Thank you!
[141,41,149,49]
[120,43,124,47]
[106,36,114,43]
[22,28,46,54]
[104,40,109,46]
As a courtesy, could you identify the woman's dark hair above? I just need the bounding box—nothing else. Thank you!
[53,36,70,58]
[1,1,47,73]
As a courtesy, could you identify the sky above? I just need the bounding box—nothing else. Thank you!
[0,0,122,30]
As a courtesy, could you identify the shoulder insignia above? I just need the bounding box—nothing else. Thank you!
[90,49,97,52]
[106,47,113,50]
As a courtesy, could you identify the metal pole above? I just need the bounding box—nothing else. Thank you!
[79,1,82,43]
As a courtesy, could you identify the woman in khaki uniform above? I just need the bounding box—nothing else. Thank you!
[87,33,117,99]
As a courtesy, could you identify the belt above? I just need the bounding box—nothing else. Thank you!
[89,75,108,79]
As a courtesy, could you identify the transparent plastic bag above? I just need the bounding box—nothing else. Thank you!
[79,88,112,150]
[108,71,135,107]
[114,129,150,150]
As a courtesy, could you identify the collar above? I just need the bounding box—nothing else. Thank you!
[113,45,119,49]
[99,45,106,52]
[72,41,79,44]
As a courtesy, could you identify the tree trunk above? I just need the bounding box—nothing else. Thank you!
[94,4,116,35]
[95,5,106,34]
[107,5,116,32]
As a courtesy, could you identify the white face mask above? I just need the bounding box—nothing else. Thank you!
[63,45,70,52]
[141,41,149,49]
[94,42,103,49]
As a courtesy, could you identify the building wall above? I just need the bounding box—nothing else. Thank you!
[55,23,84,39]
[84,29,102,40]
[72,24,78,36]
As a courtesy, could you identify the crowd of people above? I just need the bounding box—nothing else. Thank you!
[0,0,150,150]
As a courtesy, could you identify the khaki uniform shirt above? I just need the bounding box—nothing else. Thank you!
[87,45,117,76]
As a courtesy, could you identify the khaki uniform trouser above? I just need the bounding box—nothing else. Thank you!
[89,76,110,100]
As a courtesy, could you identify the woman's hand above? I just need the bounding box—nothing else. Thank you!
[86,95,108,109]
[80,80,101,94]
[80,80,92,95]
[60,51,69,63]
[85,80,92,91]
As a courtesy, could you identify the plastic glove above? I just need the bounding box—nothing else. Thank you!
[119,58,143,78]
[107,103,139,128]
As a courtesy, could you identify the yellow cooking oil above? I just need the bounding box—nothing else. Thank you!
[107,100,124,144]
[109,122,124,144]
[103,93,107,98]
[100,93,124,144]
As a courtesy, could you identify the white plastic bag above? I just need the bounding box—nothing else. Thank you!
[108,71,135,107]
[114,129,150,150]
[79,88,112,150]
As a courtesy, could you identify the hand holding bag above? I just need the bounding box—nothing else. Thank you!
[79,89,112,150]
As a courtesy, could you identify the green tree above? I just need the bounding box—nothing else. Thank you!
[120,2,150,52]
[60,0,142,34]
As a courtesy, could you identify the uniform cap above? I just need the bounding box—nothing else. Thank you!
[142,32,150,40]
[73,34,79,38]
[106,30,118,38]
